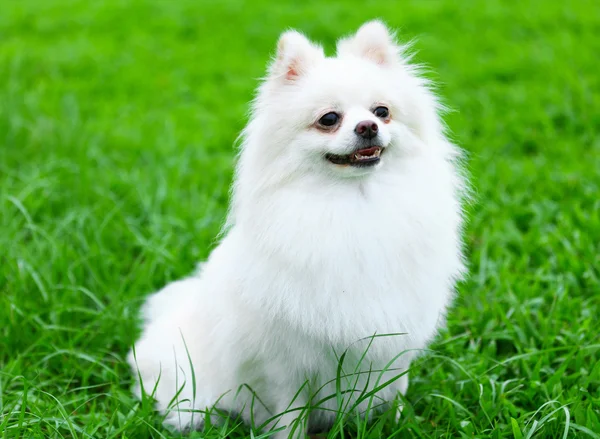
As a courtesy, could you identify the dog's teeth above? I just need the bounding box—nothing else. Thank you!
[352,148,382,161]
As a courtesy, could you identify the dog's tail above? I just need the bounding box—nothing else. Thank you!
[141,273,203,323]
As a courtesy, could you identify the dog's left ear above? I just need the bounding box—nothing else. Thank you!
[337,20,400,66]
[270,30,324,82]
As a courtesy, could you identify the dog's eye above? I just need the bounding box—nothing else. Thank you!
[318,112,340,127]
[373,106,389,119]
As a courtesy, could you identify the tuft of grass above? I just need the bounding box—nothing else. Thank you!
[1,0,599,438]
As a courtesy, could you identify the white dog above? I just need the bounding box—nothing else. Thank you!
[128,20,466,438]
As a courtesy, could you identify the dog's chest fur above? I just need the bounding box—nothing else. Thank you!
[225,156,462,355]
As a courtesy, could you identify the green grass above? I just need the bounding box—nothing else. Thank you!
[1,0,599,437]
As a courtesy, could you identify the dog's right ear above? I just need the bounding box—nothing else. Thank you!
[269,30,324,82]
[337,20,401,67]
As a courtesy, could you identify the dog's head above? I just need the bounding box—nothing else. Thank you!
[241,21,446,183]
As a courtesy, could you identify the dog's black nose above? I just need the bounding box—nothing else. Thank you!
[355,120,378,139]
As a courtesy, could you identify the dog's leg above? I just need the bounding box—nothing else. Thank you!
[267,391,309,439]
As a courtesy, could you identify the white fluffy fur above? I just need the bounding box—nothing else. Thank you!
[128,20,466,438]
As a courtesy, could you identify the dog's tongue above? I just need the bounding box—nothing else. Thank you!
[356,146,379,157]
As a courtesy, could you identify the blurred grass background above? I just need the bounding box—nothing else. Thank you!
[1,0,599,438]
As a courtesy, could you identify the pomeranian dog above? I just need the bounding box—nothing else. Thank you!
[128,20,466,438]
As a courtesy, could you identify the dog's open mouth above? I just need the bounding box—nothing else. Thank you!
[325,146,383,167]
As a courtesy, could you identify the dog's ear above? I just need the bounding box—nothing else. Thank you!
[270,30,324,82]
[337,20,400,66]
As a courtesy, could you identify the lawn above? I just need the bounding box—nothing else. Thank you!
[1,0,599,438]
